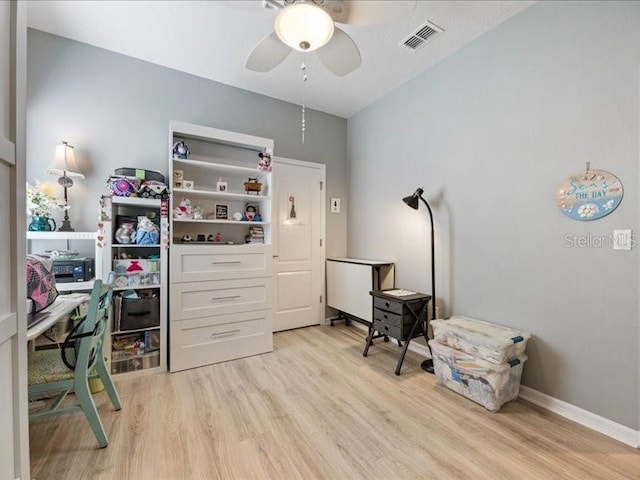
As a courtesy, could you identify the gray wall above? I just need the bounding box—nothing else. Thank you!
[348,1,640,428]
[27,29,348,258]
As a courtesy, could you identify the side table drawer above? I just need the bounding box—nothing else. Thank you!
[373,319,402,340]
[373,296,404,315]
[373,308,402,327]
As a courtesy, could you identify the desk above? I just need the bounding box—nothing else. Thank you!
[326,258,395,326]
[27,293,89,342]
[364,289,431,375]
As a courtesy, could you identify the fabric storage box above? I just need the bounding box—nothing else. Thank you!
[431,316,530,364]
[119,295,160,331]
[429,339,527,411]
[115,167,165,184]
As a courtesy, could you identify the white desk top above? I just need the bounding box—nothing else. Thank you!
[327,258,394,266]
[27,293,90,341]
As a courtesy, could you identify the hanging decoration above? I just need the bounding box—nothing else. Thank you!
[288,195,297,219]
[556,163,623,221]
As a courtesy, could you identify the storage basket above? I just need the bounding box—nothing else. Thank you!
[429,339,527,412]
[431,316,530,364]
[114,168,165,184]
[119,295,160,331]
[244,180,262,194]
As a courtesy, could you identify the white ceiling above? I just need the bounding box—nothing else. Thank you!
[27,0,534,118]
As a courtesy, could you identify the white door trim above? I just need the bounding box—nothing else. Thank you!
[0,313,17,344]
[0,136,15,165]
[272,157,327,326]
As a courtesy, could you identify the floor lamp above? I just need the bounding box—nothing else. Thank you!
[47,141,84,232]
[402,187,436,374]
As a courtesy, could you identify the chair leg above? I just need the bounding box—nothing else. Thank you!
[95,355,122,411]
[75,378,108,448]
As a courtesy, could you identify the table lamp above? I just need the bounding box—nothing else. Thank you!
[47,141,84,232]
[403,187,436,373]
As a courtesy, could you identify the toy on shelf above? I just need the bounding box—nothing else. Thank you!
[173,198,192,219]
[244,177,262,195]
[258,152,272,172]
[136,216,159,245]
[172,141,190,159]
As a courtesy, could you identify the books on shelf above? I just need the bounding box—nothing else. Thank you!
[245,226,264,244]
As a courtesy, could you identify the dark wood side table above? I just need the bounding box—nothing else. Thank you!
[363,289,431,375]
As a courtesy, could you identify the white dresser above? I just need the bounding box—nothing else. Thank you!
[169,244,273,372]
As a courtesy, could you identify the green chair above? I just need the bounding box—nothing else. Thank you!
[28,275,121,448]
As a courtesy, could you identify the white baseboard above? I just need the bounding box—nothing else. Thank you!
[518,386,639,448]
[332,321,639,448]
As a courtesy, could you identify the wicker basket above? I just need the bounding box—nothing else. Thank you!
[244,180,262,194]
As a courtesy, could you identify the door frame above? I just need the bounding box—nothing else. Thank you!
[8,0,29,478]
[272,156,327,326]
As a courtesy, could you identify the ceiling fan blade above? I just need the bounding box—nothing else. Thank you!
[246,31,292,72]
[315,27,361,76]
[324,0,416,25]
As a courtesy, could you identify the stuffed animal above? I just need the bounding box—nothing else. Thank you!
[258,152,272,172]
[136,216,159,245]
[172,141,190,159]
[244,203,258,222]
[173,198,192,219]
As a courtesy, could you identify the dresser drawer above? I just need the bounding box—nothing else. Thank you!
[373,296,405,315]
[170,310,273,372]
[171,244,272,283]
[170,278,272,321]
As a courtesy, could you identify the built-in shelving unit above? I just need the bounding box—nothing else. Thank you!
[168,121,274,372]
[101,195,168,377]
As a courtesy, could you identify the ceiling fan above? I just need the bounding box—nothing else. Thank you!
[241,0,417,76]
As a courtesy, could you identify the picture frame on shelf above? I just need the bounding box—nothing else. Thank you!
[183,180,194,190]
[215,204,229,220]
[216,179,228,192]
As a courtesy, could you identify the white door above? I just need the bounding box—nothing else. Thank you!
[1,2,28,479]
[272,158,325,332]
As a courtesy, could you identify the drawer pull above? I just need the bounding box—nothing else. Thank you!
[210,295,241,302]
[210,329,241,338]
[211,261,242,265]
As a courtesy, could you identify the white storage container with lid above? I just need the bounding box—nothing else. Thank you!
[431,316,530,365]
[429,339,527,412]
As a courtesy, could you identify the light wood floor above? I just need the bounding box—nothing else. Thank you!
[30,325,640,480]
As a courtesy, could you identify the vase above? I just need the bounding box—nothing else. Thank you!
[28,216,56,232]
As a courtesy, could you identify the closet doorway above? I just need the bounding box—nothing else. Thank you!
[272,158,325,332]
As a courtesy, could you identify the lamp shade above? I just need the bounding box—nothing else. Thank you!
[47,141,84,178]
[402,187,424,210]
[275,2,334,52]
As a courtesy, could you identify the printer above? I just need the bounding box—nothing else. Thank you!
[52,257,95,283]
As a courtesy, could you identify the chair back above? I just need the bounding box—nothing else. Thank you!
[74,273,114,375]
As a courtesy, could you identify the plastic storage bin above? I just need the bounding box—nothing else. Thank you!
[429,339,527,412]
[431,316,530,364]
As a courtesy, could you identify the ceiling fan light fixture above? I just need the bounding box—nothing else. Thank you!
[274,2,334,52]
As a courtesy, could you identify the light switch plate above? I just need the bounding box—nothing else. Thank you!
[613,229,632,250]
[330,197,341,213]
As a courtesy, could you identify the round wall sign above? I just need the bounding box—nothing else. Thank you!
[556,168,623,221]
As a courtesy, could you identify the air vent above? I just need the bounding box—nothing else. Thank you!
[401,21,443,51]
